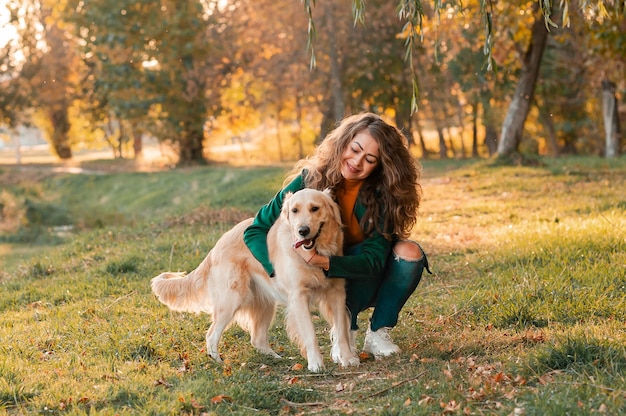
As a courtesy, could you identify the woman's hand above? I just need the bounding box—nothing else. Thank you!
[293,246,330,271]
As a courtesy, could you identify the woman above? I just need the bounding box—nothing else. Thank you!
[243,112,430,358]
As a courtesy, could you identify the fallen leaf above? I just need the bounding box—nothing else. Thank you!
[288,376,300,385]
[493,372,505,383]
[334,399,351,407]
[404,397,412,406]
[190,399,204,409]
[291,363,304,371]
[154,378,173,388]
[418,396,433,406]
[210,394,233,404]
[504,389,517,400]
[335,382,345,392]
[441,400,461,413]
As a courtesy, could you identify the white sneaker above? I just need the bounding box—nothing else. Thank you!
[363,326,400,358]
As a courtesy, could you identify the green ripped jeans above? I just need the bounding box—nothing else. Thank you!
[344,241,431,331]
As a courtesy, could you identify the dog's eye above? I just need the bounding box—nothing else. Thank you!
[310,206,319,212]
[291,208,299,213]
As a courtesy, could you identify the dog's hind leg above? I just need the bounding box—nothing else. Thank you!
[285,295,325,372]
[205,301,240,363]
[247,301,281,358]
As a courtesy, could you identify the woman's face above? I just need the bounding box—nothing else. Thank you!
[340,129,380,181]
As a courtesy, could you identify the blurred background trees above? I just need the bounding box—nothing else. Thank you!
[0,0,624,164]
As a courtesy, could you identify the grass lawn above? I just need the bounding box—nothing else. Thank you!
[0,156,625,415]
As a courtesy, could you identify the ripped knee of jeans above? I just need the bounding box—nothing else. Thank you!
[392,240,424,262]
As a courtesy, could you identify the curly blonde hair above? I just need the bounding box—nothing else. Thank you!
[286,113,422,240]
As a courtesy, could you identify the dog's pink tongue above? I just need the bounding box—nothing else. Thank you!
[293,239,311,249]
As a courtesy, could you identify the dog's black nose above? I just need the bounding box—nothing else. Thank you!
[298,226,310,237]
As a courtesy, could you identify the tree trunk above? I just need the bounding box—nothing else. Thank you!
[539,107,560,156]
[118,120,126,159]
[413,113,430,158]
[295,95,304,159]
[444,127,457,158]
[497,8,549,157]
[481,91,498,156]
[275,109,284,162]
[395,102,414,147]
[436,125,448,159]
[602,79,621,158]
[485,125,498,156]
[50,108,72,159]
[471,101,479,158]
[318,104,336,144]
[133,130,143,160]
[178,124,205,164]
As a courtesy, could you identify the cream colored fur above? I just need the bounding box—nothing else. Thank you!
[151,188,359,372]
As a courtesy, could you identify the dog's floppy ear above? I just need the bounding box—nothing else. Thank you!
[322,188,334,198]
[281,192,293,220]
[322,190,343,227]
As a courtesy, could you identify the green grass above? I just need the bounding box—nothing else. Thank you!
[0,156,625,415]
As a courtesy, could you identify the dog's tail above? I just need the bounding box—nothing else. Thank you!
[151,256,212,314]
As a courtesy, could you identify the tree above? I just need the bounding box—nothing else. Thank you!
[68,0,235,164]
[496,2,550,158]
[334,0,625,159]
[34,4,78,159]
[0,1,40,130]
[602,80,621,157]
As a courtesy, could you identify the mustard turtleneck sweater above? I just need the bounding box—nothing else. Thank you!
[337,179,365,246]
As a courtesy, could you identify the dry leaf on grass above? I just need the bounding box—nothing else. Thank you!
[441,400,461,413]
[210,394,233,404]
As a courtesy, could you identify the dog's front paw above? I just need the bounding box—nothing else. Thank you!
[207,349,223,363]
[341,355,360,368]
[307,356,325,373]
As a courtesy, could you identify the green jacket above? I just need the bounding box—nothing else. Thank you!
[243,172,392,280]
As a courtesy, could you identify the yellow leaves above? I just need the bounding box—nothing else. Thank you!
[260,44,282,60]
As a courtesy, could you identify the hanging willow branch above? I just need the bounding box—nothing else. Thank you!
[302,0,317,69]
[300,0,624,113]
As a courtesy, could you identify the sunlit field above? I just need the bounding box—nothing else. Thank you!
[0,154,624,415]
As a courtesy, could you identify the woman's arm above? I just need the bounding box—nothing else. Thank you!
[297,229,392,280]
[243,174,306,276]
[328,232,392,280]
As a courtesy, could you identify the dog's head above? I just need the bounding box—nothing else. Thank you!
[281,188,343,253]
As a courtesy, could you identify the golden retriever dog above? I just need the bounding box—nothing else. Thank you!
[151,188,359,372]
